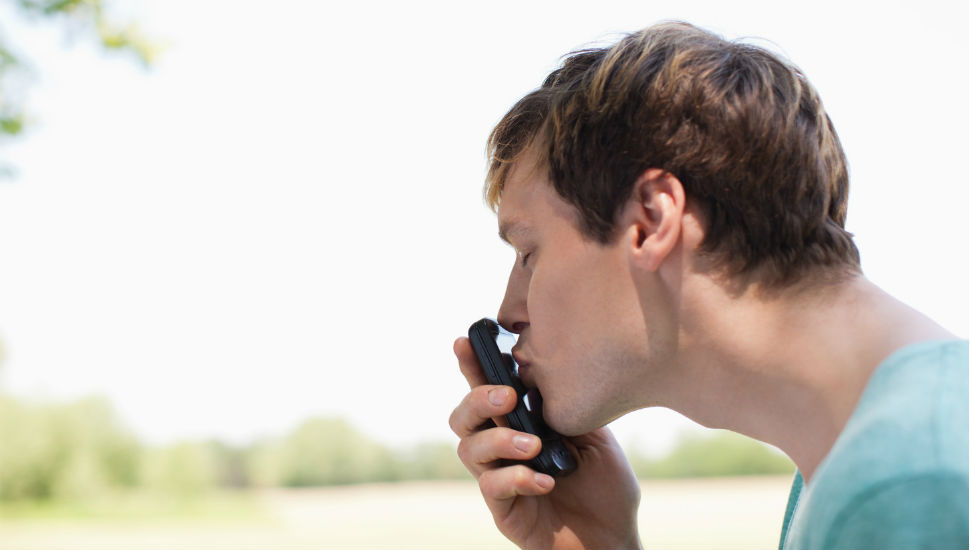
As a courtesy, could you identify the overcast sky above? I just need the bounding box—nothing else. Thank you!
[0,0,966,456]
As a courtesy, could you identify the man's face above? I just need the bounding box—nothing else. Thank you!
[495,152,658,436]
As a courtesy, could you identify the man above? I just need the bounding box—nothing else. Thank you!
[449,21,968,550]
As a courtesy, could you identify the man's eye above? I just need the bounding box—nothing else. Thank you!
[519,251,532,268]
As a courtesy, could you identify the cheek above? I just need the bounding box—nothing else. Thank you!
[526,251,645,433]
[526,257,616,381]
[529,250,633,330]
[526,261,584,347]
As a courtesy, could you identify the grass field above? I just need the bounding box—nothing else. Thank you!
[0,475,793,549]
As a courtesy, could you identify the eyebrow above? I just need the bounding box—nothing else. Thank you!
[498,219,528,245]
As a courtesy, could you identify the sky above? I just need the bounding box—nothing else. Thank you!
[0,0,966,457]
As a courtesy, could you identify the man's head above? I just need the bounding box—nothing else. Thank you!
[487,21,860,288]
[490,22,863,435]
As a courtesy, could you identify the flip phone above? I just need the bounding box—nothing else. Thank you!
[467,318,578,477]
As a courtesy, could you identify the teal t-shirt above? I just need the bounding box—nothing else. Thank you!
[779,339,969,550]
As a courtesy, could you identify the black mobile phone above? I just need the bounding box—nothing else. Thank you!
[467,318,577,477]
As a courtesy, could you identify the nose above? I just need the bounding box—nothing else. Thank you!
[497,264,530,333]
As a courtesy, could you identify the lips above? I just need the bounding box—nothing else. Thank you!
[511,349,537,389]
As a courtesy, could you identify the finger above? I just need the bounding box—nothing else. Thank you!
[457,427,542,477]
[454,337,489,388]
[449,384,516,438]
[479,465,556,518]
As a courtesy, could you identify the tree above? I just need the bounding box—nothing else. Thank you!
[275,417,396,486]
[0,0,156,169]
[629,430,795,479]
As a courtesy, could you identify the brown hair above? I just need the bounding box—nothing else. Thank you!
[485,21,861,288]
[485,49,605,207]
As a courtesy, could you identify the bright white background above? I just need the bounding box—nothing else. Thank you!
[0,0,966,456]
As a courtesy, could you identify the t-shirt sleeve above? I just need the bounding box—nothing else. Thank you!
[824,473,969,550]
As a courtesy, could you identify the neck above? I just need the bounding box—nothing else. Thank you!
[661,274,952,483]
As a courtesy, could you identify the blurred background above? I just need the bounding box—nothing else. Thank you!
[0,0,966,548]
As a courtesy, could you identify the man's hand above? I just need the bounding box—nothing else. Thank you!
[450,337,643,550]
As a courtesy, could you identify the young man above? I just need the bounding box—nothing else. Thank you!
[449,22,968,550]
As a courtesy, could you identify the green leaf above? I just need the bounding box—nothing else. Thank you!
[0,117,24,136]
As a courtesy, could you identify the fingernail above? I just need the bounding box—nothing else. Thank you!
[489,387,509,406]
[513,435,536,453]
[534,472,554,489]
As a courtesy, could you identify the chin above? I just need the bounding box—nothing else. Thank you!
[542,399,599,437]
[544,390,635,436]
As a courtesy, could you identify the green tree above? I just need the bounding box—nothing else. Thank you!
[142,440,218,498]
[629,430,795,479]
[274,417,396,486]
[396,441,471,481]
[0,395,142,501]
[0,0,156,164]
[205,439,251,489]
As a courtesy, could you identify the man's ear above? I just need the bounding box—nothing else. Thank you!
[622,168,686,272]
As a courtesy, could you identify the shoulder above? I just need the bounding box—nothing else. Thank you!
[787,340,968,549]
[822,472,969,549]
[825,340,967,477]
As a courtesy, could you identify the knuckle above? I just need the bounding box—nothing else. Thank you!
[448,390,480,435]
[456,437,473,465]
[512,464,532,487]
[478,469,499,498]
[478,426,504,451]
[448,405,463,435]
